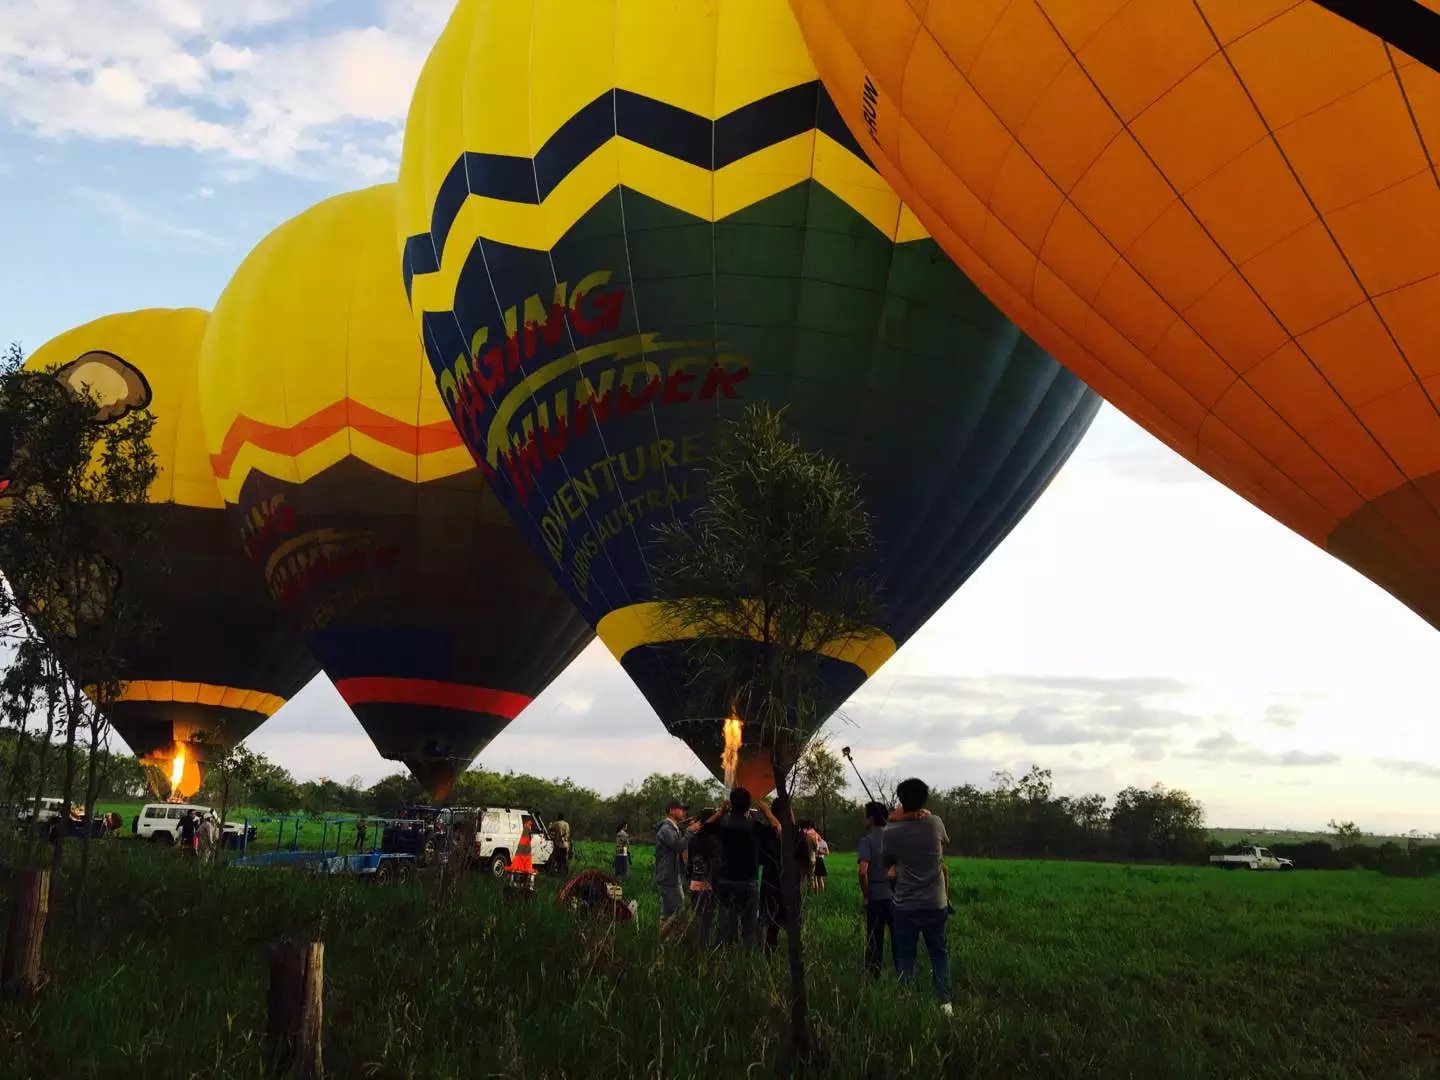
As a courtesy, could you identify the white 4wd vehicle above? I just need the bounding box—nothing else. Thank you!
[17,797,66,824]
[1210,844,1295,871]
[463,807,555,877]
[134,803,246,845]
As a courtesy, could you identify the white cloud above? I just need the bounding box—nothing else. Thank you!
[0,0,445,179]
[78,186,229,249]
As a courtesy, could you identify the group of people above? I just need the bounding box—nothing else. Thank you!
[652,788,792,950]
[645,777,953,1012]
[175,807,223,863]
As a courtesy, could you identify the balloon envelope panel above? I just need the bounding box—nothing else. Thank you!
[200,185,593,799]
[19,310,317,786]
[399,0,1099,783]
[790,0,1440,631]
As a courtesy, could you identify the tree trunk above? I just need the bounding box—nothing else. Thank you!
[3,869,49,998]
[770,759,812,1071]
[267,939,324,1079]
[49,686,83,879]
[29,692,55,849]
[4,694,34,810]
[76,712,104,913]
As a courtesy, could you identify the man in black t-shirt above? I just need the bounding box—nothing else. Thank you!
[711,787,781,949]
[177,809,199,857]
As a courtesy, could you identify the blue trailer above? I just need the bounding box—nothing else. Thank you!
[229,815,417,881]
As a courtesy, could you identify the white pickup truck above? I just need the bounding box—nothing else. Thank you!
[453,806,555,877]
[1210,844,1294,871]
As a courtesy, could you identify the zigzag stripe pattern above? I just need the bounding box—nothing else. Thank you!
[210,399,464,483]
[402,81,868,297]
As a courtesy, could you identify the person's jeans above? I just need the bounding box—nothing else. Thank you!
[892,906,951,1003]
[657,883,682,921]
[613,854,629,879]
[864,898,893,975]
[689,887,716,948]
[714,880,759,948]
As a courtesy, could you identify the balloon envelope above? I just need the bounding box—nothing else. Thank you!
[398,0,1099,790]
[200,185,593,799]
[19,309,317,795]
[791,0,1440,630]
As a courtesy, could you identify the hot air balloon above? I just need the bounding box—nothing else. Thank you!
[790,0,1440,631]
[199,185,593,799]
[397,0,1100,792]
[16,310,318,797]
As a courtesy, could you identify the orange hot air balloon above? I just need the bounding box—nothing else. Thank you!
[791,0,1440,629]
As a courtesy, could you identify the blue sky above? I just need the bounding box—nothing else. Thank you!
[2,0,1438,834]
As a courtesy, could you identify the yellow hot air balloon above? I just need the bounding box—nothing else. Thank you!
[16,310,318,797]
[200,185,593,800]
[791,0,1440,629]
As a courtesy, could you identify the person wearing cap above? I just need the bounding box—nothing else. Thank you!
[653,798,699,935]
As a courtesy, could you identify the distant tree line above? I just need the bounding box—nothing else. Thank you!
[189,746,1218,865]
[0,727,146,807]
[1258,819,1440,878]
[12,718,1433,877]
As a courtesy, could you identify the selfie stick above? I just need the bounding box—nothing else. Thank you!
[840,746,876,803]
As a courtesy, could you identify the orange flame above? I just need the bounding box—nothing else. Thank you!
[722,713,743,791]
[143,742,202,801]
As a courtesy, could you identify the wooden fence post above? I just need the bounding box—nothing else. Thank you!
[266,938,324,1079]
[2,869,49,998]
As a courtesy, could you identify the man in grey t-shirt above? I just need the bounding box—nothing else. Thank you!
[856,801,893,975]
[883,777,952,1010]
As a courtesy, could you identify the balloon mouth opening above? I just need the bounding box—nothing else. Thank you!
[730,753,775,800]
[402,758,460,801]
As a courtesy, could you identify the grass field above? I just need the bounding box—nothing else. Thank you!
[3,832,1437,1079]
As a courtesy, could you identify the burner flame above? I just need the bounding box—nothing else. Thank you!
[722,713,743,791]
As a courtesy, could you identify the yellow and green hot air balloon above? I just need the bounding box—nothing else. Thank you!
[791,0,1440,631]
[200,184,593,800]
[17,310,318,797]
[398,0,1100,793]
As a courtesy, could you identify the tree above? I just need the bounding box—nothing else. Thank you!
[0,347,158,892]
[868,769,899,810]
[651,403,882,1066]
[792,738,848,834]
[196,738,264,827]
[1328,819,1363,848]
[1110,784,1207,861]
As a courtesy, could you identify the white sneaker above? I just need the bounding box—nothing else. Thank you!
[940,1002,953,1016]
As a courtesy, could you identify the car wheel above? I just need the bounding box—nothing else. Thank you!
[152,832,172,845]
[489,852,509,878]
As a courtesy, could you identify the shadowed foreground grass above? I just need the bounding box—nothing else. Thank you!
[1,837,1436,1078]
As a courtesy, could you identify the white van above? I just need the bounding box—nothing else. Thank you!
[462,807,555,877]
[134,803,246,845]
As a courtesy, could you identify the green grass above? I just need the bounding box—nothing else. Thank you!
[2,836,1437,1078]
